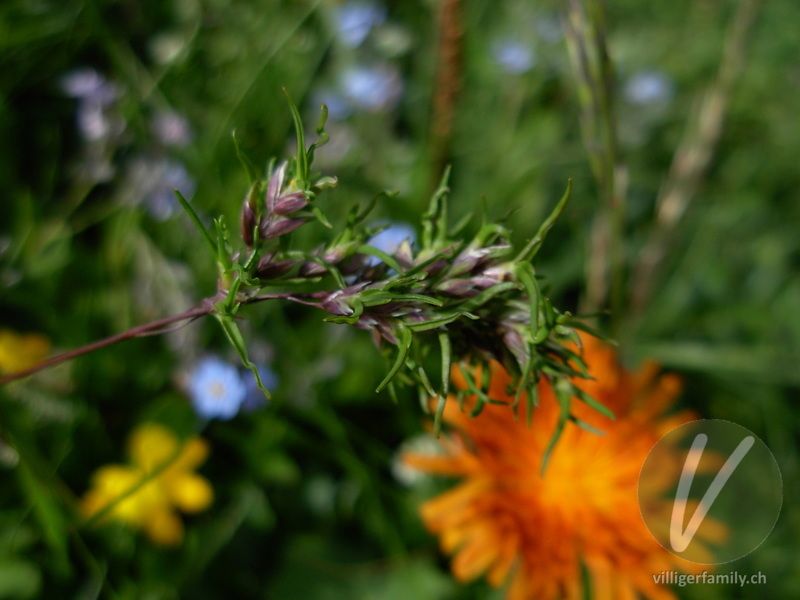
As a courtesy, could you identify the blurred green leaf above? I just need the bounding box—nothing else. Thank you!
[0,559,42,599]
[14,459,70,576]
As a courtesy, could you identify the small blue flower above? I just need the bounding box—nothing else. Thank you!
[335,2,386,47]
[150,111,193,148]
[366,222,416,266]
[341,66,402,111]
[61,68,118,107]
[126,157,196,221]
[624,70,675,106]
[492,40,536,75]
[369,222,415,254]
[149,160,196,220]
[187,357,247,420]
[75,101,120,142]
[61,69,125,143]
[241,365,279,413]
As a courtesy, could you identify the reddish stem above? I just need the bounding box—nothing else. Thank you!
[0,291,323,386]
[0,304,214,386]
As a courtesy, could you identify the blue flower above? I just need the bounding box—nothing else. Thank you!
[368,222,415,253]
[61,68,124,143]
[61,68,118,107]
[187,357,247,420]
[624,70,675,106]
[148,160,196,220]
[150,111,193,148]
[125,157,196,221]
[341,66,402,111]
[365,222,416,266]
[335,2,386,47]
[491,40,536,75]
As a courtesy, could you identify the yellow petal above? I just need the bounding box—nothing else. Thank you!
[167,472,214,513]
[128,423,180,471]
[91,465,138,489]
[143,508,184,546]
[172,437,210,472]
[84,465,148,524]
[79,490,109,519]
[0,330,50,374]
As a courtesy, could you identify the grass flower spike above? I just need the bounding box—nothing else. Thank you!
[80,423,213,546]
[404,334,710,600]
[0,97,598,465]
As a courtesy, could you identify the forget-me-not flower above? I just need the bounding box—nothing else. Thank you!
[61,68,118,107]
[335,2,386,47]
[368,222,415,254]
[61,68,123,142]
[491,40,537,75]
[342,66,402,111]
[365,222,416,266]
[126,157,196,221]
[624,70,675,106]
[150,111,193,148]
[187,356,247,420]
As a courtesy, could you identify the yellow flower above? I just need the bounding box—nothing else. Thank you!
[80,423,213,546]
[0,329,50,375]
[404,334,713,600]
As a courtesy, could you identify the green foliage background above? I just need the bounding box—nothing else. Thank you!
[0,0,798,598]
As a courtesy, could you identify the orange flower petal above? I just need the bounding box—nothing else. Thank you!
[404,332,711,600]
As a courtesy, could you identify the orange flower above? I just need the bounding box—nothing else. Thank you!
[404,335,707,600]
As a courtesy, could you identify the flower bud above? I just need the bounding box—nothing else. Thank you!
[395,239,414,269]
[321,288,355,316]
[299,261,327,277]
[272,191,309,216]
[436,267,508,297]
[240,182,261,247]
[260,216,307,239]
[450,244,512,277]
[419,258,449,277]
[297,242,357,277]
[328,241,362,265]
[436,278,482,297]
[266,162,288,214]
[255,254,298,278]
[414,243,459,276]
[501,325,530,365]
[241,204,256,247]
[371,318,397,345]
